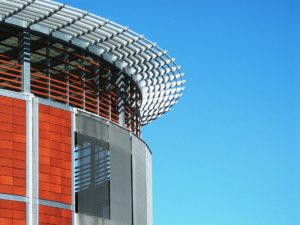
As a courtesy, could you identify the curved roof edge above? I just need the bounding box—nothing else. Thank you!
[0,0,185,125]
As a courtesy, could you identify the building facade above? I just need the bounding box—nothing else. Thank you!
[0,1,184,225]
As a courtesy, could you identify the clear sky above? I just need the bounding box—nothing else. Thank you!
[62,1,299,225]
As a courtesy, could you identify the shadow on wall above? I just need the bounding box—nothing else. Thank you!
[75,134,110,220]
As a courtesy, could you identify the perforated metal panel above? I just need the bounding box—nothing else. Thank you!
[145,146,153,225]
[132,135,147,225]
[75,111,152,225]
[76,112,110,225]
[109,124,132,225]
[77,112,109,142]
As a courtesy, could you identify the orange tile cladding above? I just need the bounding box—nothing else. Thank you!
[39,105,72,205]
[0,96,26,196]
[39,205,71,225]
[0,200,26,225]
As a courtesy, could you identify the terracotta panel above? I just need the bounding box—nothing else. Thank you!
[0,158,13,167]
[61,178,71,187]
[13,186,26,196]
[0,175,13,185]
[12,160,26,169]
[13,117,25,126]
[39,130,50,139]
[14,152,26,161]
[50,193,61,202]
[0,114,13,123]
[0,200,25,225]
[39,173,50,182]
[60,118,71,128]
[13,178,26,187]
[12,124,26,134]
[0,184,13,194]
[0,96,13,106]
[39,214,50,223]
[60,152,71,161]
[13,134,26,143]
[49,141,61,151]
[49,175,61,184]
[39,205,72,225]
[0,97,26,195]
[39,182,50,191]
[49,150,61,160]
[49,115,61,126]
[0,140,13,150]
[1,105,13,115]
[0,122,13,132]
[0,130,12,141]
[13,99,26,109]
[12,220,25,225]
[39,121,50,131]
[61,127,71,136]
[12,202,25,211]
[13,169,26,178]
[39,113,50,122]
[39,164,50,174]
[49,107,61,117]
[61,169,71,178]
[61,110,70,120]
[0,218,12,225]
[50,216,61,224]
[62,136,71,145]
[61,196,72,205]
[12,108,25,117]
[0,166,13,176]
[49,167,61,176]
[61,209,72,218]
[60,161,71,170]
[0,200,12,209]
[48,124,61,133]
[50,184,61,193]
[0,208,12,218]
[0,149,13,159]
[61,187,71,195]
[13,142,26,152]
[49,133,62,142]
[39,105,72,204]
[12,210,26,220]
[39,191,51,200]
[39,105,50,114]
[40,148,50,158]
[39,139,50,148]
[61,144,71,153]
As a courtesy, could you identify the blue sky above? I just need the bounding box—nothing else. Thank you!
[63,1,299,225]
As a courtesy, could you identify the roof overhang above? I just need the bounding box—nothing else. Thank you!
[0,0,185,125]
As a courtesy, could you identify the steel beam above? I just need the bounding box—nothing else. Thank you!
[20,30,31,93]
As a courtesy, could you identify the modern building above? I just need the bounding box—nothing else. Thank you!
[0,0,184,225]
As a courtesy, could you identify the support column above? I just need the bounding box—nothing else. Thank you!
[46,41,51,98]
[71,108,77,225]
[20,30,31,93]
[32,97,39,225]
[117,72,126,126]
[80,58,86,111]
[64,46,70,104]
[26,95,33,225]
[94,60,101,115]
